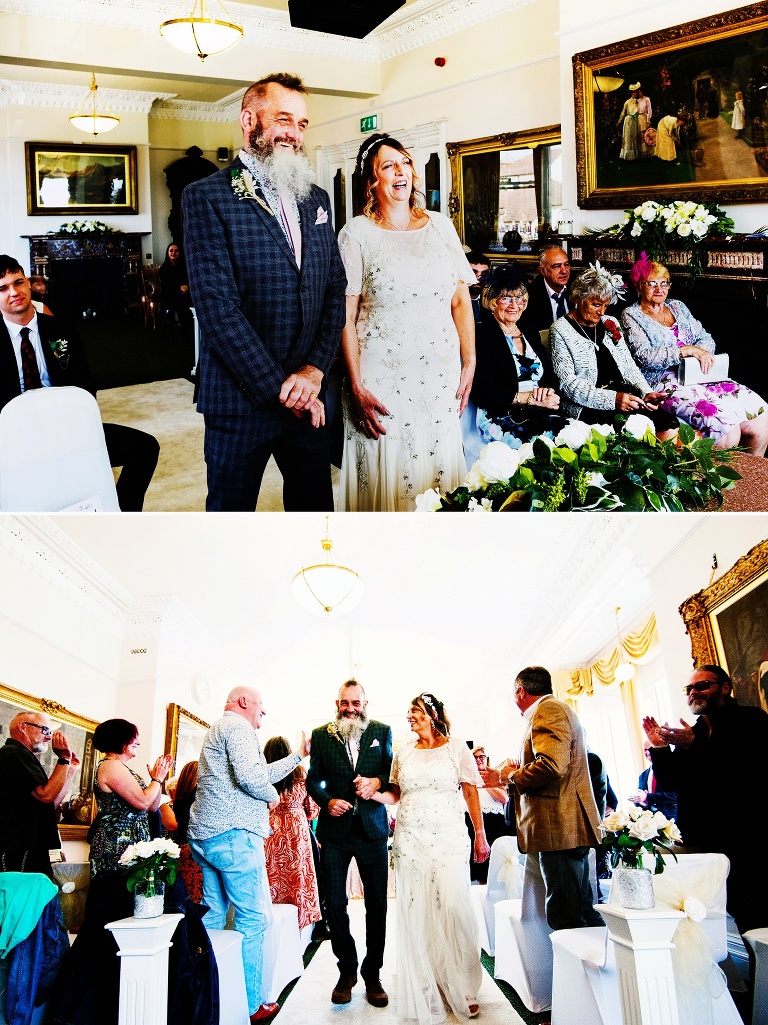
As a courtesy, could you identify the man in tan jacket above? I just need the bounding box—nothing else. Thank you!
[481,665,603,929]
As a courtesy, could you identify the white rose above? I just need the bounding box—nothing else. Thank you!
[677,222,692,237]
[630,222,642,237]
[662,819,683,844]
[555,419,592,449]
[464,465,486,491]
[684,201,697,214]
[651,811,671,831]
[695,205,706,217]
[415,488,443,512]
[590,423,615,437]
[535,434,555,450]
[119,845,136,866]
[601,811,629,832]
[690,220,707,237]
[133,840,155,859]
[478,441,520,483]
[467,497,492,512]
[660,207,673,219]
[683,897,706,922]
[516,442,535,465]
[624,413,656,441]
[641,206,657,221]
[629,816,658,841]
[634,205,643,216]
[705,213,717,225]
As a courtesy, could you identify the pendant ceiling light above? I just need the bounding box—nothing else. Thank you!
[160,0,243,61]
[69,74,119,136]
[291,518,364,618]
[613,606,635,683]
[593,70,625,94]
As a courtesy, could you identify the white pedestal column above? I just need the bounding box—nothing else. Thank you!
[599,903,686,1025]
[105,913,183,1025]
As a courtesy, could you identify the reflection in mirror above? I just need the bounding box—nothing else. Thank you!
[425,152,441,211]
[447,127,561,256]
[164,703,209,775]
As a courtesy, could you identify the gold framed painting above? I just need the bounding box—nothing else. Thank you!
[679,538,768,709]
[25,142,138,216]
[0,682,99,840]
[573,2,768,208]
[164,703,209,775]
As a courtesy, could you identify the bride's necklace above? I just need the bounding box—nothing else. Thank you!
[380,210,415,232]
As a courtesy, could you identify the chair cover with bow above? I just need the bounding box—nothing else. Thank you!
[494,853,553,1012]
[472,837,523,954]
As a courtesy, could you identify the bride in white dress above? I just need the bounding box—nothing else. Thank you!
[337,134,476,511]
[373,693,490,1023]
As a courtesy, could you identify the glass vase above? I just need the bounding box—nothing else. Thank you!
[133,874,165,919]
[613,866,655,910]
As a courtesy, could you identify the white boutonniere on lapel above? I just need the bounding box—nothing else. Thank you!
[49,338,70,369]
[315,207,328,225]
[230,168,274,217]
[370,739,380,748]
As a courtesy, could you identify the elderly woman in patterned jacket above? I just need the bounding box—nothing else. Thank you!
[549,264,678,436]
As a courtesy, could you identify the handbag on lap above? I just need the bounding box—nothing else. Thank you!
[679,353,730,385]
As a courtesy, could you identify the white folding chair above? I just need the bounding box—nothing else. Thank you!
[494,852,554,1012]
[0,387,119,511]
[471,836,524,955]
[742,928,768,1025]
[260,903,303,1004]
[550,852,741,1025]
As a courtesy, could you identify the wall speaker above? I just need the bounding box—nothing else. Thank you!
[288,0,405,39]
[217,147,229,163]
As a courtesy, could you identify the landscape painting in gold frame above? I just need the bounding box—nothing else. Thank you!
[573,2,768,208]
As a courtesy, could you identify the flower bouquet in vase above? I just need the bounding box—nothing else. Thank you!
[600,807,682,909]
[119,838,180,919]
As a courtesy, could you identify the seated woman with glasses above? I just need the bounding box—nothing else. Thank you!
[621,254,768,454]
[470,266,567,449]
[550,263,678,435]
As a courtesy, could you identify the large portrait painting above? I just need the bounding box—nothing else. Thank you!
[25,142,138,216]
[0,682,99,840]
[679,538,768,709]
[573,2,768,208]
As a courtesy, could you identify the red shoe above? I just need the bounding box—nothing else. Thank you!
[250,1004,280,1023]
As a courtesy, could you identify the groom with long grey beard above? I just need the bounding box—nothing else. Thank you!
[182,72,347,511]
[307,680,393,1008]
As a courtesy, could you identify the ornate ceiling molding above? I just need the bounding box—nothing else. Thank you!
[1,0,533,61]
[0,79,175,111]
[150,95,242,123]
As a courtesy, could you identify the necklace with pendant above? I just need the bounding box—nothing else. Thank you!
[381,210,415,231]
[571,316,599,348]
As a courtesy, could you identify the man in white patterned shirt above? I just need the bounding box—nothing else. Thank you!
[189,686,309,1024]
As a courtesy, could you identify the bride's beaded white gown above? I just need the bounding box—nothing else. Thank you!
[390,737,483,1024]
[337,212,473,511]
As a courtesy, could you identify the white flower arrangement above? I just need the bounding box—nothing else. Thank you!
[119,837,180,895]
[600,806,682,873]
[52,220,116,235]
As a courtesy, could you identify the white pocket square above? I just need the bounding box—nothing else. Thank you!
[370,739,380,747]
[315,207,328,225]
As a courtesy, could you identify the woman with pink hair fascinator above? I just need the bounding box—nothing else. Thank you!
[629,251,653,290]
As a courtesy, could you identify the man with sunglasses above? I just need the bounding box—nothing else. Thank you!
[0,712,80,877]
[642,665,768,935]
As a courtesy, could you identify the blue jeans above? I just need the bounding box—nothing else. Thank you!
[190,830,271,1014]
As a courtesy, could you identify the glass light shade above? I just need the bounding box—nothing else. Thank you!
[593,72,624,94]
[614,661,635,683]
[160,2,243,61]
[291,564,364,618]
[69,74,119,136]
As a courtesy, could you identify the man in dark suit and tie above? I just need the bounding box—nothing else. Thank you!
[628,745,677,821]
[182,72,347,511]
[0,255,159,510]
[520,244,571,334]
[306,680,393,1008]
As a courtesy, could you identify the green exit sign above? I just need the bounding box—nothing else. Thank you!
[360,114,379,133]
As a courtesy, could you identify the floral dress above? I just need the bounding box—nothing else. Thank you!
[264,777,321,930]
[337,212,473,511]
[621,300,766,441]
[89,760,150,877]
[391,737,483,1024]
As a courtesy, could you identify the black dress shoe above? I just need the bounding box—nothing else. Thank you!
[311,921,330,942]
[331,972,357,1004]
[364,979,389,1008]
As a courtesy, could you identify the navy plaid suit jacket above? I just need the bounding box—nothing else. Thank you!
[182,158,347,417]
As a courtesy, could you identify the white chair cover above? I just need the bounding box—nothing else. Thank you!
[0,387,119,511]
[260,903,303,1004]
[743,928,768,1025]
[550,853,741,1025]
[494,853,553,1012]
[476,836,524,954]
[207,929,249,1025]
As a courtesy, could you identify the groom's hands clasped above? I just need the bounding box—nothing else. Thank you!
[353,774,382,801]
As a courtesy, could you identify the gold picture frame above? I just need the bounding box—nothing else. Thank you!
[679,538,768,709]
[446,126,561,262]
[573,2,768,208]
[0,682,99,840]
[25,141,138,216]
[164,703,209,775]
